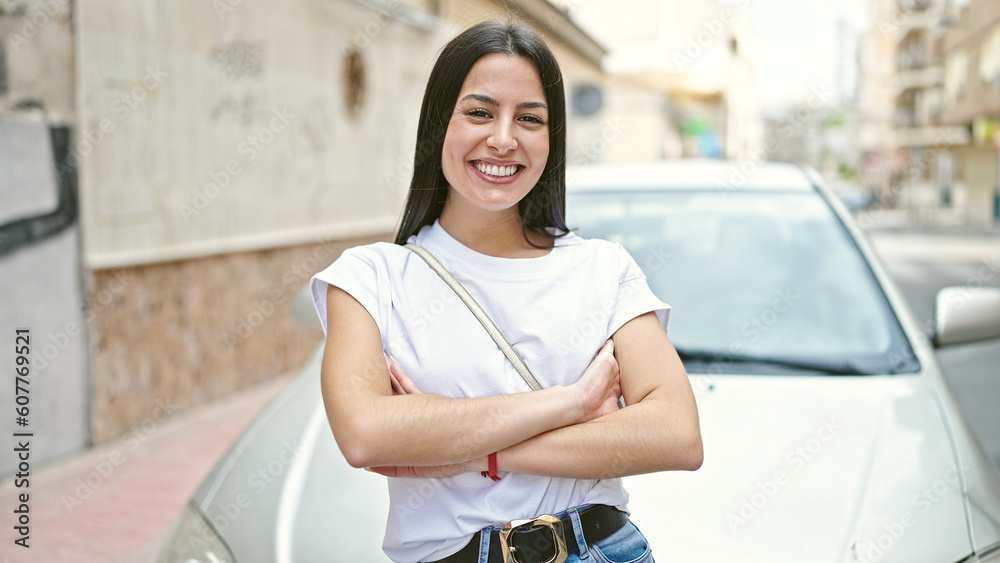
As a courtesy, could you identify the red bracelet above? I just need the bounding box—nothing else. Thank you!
[481,452,501,482]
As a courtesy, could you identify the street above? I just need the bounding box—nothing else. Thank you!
[867,225,1000,475]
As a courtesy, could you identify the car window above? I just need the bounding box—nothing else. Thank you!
[567,190,920,375]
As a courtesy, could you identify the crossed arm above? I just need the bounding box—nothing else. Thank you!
[319,284,703,480]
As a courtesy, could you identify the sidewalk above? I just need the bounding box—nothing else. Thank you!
[0,374,293,562]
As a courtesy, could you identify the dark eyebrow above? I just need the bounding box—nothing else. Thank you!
[460,94,547,110]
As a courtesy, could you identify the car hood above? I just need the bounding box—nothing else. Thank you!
[194,352,994,562]
[624,374,973,562]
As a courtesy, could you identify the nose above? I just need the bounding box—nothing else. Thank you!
[487,121,517,154]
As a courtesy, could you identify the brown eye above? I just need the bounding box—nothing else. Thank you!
[519,114,546,125]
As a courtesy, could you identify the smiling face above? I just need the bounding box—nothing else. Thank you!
[440,53,550,219]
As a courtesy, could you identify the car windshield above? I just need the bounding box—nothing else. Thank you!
[567,189,920,375]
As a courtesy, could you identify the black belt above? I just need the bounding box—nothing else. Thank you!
[433,504,628,563]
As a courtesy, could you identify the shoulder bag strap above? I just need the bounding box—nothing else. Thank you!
[404,243,543,391]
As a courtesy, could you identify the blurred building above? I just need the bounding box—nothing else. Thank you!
[552,0,763,161]
[938,0,1000,227]
[890,0,972,214]
[855,0,978,215]
[856,0,900,196]
[0,0,626,475]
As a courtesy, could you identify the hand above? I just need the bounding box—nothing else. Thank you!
[387,356,422,395]
[573,339,622,423]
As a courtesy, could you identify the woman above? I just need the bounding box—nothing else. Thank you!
[311,19,702,563]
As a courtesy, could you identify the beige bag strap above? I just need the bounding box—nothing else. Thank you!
[405,243,543,391]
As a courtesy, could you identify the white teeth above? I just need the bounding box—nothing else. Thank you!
[474,162,518,177]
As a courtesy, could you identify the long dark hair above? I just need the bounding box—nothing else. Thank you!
[393,19,569,246]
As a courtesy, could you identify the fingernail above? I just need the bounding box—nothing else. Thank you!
[363,466,374,472]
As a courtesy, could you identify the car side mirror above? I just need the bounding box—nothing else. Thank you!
[934,286,1000,346]
[291,285,324,336]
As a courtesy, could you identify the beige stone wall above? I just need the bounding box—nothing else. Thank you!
[88,233,386,444]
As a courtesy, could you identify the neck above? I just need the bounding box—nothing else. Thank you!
[438,203,551,258]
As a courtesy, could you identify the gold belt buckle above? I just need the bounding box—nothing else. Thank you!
[498,514,568,563]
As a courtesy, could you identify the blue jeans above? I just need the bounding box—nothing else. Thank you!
[475,505,655,563]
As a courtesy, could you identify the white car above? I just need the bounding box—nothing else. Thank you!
[158,160,1000,562]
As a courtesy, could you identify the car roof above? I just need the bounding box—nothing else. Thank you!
[566,159,817,193]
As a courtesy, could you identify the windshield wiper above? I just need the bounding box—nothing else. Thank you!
[674,347,872,376]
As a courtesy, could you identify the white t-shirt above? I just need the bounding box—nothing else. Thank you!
[310,220,670,563]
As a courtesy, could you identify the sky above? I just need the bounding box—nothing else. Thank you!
[743,0,872,113]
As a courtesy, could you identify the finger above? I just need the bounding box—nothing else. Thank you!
[385,354,407,395]
[604,395,620,413]
[599,341,617,366]
[601,352,619,375]
[607,377,621,397]
[389,361,423,395]
[389,371,405,395]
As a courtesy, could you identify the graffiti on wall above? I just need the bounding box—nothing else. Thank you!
[0,125,78,258]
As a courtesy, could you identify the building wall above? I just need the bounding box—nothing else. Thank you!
[0,0,75,119]
[880,0,976,217]
[74,0,609,273]
[724,14,763,161]
[939,1,1000,124]
[88,234,382,443]
[936,0,1000,228]
[75,0,436,269]
[954,145,999,227]
[0,121,90,477]
[856,0,899,192]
